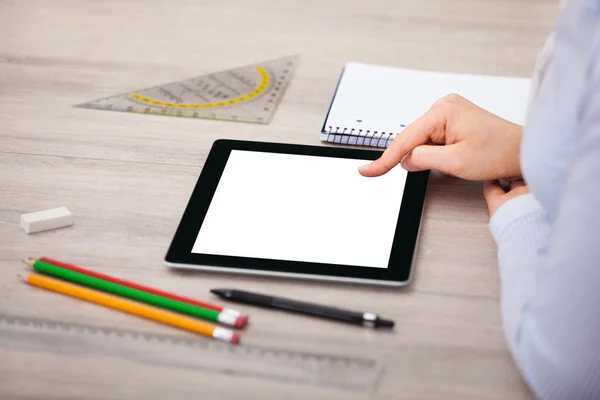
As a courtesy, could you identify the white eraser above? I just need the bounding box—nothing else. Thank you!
[20,207,73,234]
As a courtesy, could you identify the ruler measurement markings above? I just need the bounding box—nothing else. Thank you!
[0,313,381,392]
[0,314,375,365]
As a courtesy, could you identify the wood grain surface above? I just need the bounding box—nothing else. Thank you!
[0,0,558,398]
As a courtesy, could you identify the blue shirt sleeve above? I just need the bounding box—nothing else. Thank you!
[489,65,600,399]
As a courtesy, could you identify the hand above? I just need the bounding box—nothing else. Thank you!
[483,179,530,216]
[358,94,523,180]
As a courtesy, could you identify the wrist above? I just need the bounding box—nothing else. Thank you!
[506,123,524,179]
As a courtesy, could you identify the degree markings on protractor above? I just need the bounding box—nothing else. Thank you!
[131,66,269,108]
[0,313,382,392]
[77,55,300,124]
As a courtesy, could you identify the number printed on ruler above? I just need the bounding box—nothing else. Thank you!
[77,55,300,124]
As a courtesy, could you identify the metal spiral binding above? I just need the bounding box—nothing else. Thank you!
[323,126,395,148]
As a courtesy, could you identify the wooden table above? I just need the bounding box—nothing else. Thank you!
[0,1,557,398]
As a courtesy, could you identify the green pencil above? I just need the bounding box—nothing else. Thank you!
[24,259,240,328]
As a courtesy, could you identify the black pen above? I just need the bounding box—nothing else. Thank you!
[210,289,394,328]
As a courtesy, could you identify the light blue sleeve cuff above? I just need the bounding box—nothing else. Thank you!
[489,193,545,243]
[489,193,550,271]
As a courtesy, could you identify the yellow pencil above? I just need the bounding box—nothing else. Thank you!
[21,272,240,344]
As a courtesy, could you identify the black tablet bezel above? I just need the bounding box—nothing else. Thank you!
[165,139,428,284]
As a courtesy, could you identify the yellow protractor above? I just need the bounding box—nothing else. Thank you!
[130,66,270,109]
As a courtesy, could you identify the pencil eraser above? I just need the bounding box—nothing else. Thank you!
[20,207,73,234]
[234,314,249,329]
[230,332,241,345]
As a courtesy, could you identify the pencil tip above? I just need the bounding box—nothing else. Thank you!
[22,258,35,267]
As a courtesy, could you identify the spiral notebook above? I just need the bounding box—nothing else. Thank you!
[321,62,532,148]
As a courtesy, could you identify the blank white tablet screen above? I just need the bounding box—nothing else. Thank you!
[192,150,408,268]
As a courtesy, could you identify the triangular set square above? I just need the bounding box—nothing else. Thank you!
[77,55,300,124]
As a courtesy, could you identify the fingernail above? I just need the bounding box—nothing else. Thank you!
[401,157,414,171]
[358,164,370,171]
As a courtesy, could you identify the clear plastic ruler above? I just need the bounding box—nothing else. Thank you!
[77,55,300,124]
[0,314,382,392]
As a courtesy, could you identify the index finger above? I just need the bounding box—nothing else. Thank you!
[358,108,440,177]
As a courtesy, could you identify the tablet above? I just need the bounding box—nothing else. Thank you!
[165,140,428,286]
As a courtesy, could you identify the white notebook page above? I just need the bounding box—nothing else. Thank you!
[323,62,532,138]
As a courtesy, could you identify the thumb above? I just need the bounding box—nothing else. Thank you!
[401,145,458,174]
[483,180,505,200]
[483,180,506,216]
